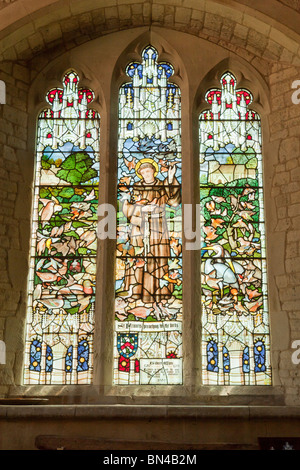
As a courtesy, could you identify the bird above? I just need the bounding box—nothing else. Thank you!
[246,287,262,301]
[70,202,92,220]
[79,230,97,247]
[211,196,226,203]
[69,260,81,273]
[157,302,178,319]
[50,224,64,238]
[240,201,255,210]
[239,210,255,221]
[229,195,239,211]
[159,278,169,289]
[55,284,84,295]
[36,271,61,285]
[169,270,181,280]
[83,279,94,294]
[117,241,135,257]
[152,302,162,320]
[116,284,134,299]
[115,297,128,316]
[84,189,96,201]
[236,237,259,256]
[124,157,136,172]
[119,176,131,186]
[245,300,263,314]
[168,258,181,270]
[36,298,65,315]
[170,236,182,256]
[242,186,256,197]
[202,225,218,241]
[134,258,145,268]
[36,233,54,255]
[39,198,62,227]
[33,284,42,301]
[211,218,225,229]
[127,306,154,319]
[72,295,92,313]
[163,274,182,286]
[234,301,248,315]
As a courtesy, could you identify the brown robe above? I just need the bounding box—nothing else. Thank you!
[122,177,181,302]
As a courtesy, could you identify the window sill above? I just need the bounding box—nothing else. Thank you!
[0,402,299,420]
[3,383,286,406]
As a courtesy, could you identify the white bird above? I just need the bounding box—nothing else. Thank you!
[84,189,96,201]
[203,244,244,296]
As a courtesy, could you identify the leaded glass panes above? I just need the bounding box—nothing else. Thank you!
[114,46,183,385]
[199,72,271,385]
[24,70,100,385]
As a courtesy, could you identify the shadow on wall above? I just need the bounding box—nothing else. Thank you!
[0,80,5,104]
[0,340,6,364]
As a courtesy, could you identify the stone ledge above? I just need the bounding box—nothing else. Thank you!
[1,404,300,420]
[34,434,258,450]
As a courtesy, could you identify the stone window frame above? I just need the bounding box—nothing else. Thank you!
[15,28,282,405]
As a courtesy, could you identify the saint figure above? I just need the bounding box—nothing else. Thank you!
[121,158,181,302]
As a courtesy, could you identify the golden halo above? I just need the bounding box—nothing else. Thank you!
[135,158,159,178]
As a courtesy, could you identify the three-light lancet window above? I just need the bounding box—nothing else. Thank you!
[24,50,271,386]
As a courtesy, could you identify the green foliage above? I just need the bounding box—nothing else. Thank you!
[201,180,261,254]
[41,154,52,170]
[59,188,75,199]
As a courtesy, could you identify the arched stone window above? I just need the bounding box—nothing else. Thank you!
[24,70,100,385]
[21,36,272,394]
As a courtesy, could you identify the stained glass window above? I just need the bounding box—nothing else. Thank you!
[114,45,183,385]
[199,72,271,386]
[29,340,42,372]
[24,70,100,385]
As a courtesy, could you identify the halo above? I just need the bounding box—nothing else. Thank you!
[135,158,159,178]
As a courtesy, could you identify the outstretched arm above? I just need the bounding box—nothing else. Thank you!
[165,164,181,206]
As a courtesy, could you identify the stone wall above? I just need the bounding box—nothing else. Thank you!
[0,60,30,396]
[269,61,300,405]
[278,0,300,10]
[0,0,299,72]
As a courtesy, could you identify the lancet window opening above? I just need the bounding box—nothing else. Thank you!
[114,45,183,385]
[199,71,271,386]
[24,70,100,385]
